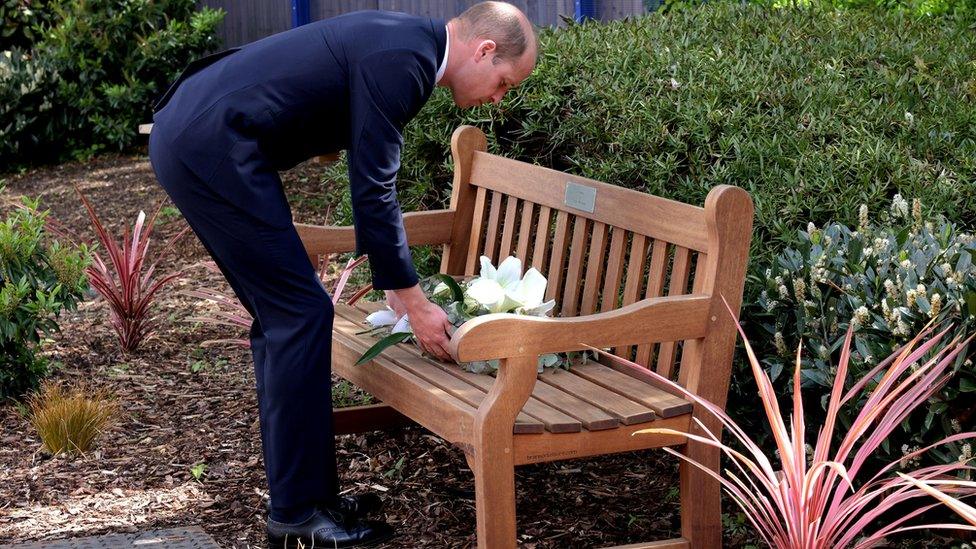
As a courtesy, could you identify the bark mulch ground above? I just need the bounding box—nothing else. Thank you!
[0,152,951,548]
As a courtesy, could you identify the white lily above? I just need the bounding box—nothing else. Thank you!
[391,315,412,334]
[466,256,555,316]
[511,268,556,317]
[466,277,516,313]
[480,255,522,290]
[366,307,412,334]
[365,307,398,328]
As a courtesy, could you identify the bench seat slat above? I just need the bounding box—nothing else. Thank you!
[570,362,692,418]
[355,301,592,433]
[334,305,545,434]
[525,378,620,431]
[401,345,583,434]
[538,369,657,425]
[349,301,622,433]
[351,302,586,434]
[344,302,686,432]
[331,315,476,445]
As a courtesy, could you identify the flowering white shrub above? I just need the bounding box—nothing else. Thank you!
[750,195,976,471]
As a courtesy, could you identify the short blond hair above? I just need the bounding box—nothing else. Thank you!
[452,1,537,64]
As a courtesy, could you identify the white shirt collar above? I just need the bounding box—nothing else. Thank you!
[435,25,449,84]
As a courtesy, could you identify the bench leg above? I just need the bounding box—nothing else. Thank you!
[679,437,722,548]
[471,356,537,549]
[471,445,517,549]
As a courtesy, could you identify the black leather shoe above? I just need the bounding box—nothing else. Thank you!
[331,492,384,517]
[265,493,385,520]
[266,508,394,548]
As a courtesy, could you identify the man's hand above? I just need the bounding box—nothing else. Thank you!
[391,284,453,361]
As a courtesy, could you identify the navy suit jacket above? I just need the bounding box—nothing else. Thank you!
[152,11,447,290]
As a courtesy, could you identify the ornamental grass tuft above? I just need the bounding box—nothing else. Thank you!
[28,381,118,457]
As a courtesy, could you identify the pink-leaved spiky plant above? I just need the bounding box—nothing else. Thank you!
[587,298,976,548]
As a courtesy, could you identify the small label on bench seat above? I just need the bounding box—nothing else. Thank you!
[565,181,597,213]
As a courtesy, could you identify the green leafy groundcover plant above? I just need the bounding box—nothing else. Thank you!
[322,2,976,280]
[743,195,976,473]
[0,0,223,168]
[1,0,57,51]
[0,193,90,401]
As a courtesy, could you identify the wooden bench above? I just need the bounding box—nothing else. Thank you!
[296,125,754,549]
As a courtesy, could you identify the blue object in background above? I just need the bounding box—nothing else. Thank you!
[292,0,310,28]
[575,0,597,21]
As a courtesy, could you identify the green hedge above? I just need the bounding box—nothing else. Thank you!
[321,3,976,275]
[0,0,223,169]
[667,0,976,16]
[1,0,56,51]
[323,2,976,451]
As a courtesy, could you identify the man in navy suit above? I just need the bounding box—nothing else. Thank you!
[148,1,537,546]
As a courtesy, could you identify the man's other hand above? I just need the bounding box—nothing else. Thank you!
[391,284,453,362]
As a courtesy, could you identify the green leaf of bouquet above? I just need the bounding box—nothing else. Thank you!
[356,332,412,366]
[434,274,465,304]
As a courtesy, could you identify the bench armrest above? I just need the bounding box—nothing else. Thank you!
[295,209,455,257]
[448,294,712,362]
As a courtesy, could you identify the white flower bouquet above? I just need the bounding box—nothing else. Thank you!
[357,255,582,374]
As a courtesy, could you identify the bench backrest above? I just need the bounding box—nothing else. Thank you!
[441,126,753,400]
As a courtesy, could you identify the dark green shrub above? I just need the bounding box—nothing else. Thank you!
[324,3,976,282]
[0,0,55,50]
[665,0,976,17]
[0,0,224,168]
[316,4,976,458]
[0,47,60,164]
[830,0,976,15]
[743,195,976,470]
[0,193,90,401]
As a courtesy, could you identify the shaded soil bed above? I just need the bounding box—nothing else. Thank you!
[0,153,957,547]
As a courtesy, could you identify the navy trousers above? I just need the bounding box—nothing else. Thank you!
[148,128,338,520]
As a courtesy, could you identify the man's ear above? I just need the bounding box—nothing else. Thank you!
[476,39,497,61]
